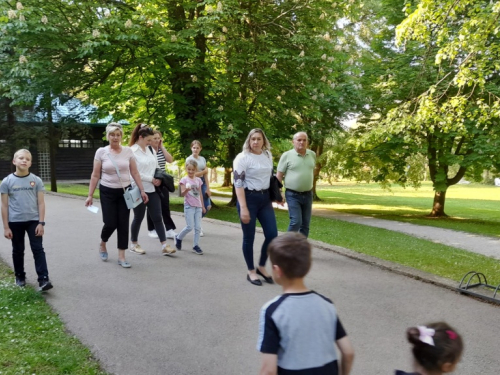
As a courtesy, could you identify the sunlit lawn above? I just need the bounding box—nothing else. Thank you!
[313,182,500,237]
[211,181,500,237]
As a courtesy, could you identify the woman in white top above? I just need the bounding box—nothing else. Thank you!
[186,140,211,235]
[146,130,177,240]
[128,123,176,256]
[85,123,148,268]
[233,128,277,286]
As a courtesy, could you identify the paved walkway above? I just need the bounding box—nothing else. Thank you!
[0,194,498,375]
[312,208,500,260]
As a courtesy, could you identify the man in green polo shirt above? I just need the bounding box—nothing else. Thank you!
[276,132,316,237]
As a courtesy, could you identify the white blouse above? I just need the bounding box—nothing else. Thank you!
[233,151,273,191]
[131,144,158,193]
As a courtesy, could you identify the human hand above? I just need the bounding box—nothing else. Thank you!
[152,178,161,187]
[4,228,12,240]
[141,191,149,204]
[240,207,250,224]
[85,196,93,207]
[35,224,44,236]
[206,188,211,197]
[202,207,206,214]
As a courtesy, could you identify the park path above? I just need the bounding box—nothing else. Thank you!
[312,208,500,260]
[0,193,498,375]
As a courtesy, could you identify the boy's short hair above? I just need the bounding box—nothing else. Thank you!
[13,149,31,159]
[268,232,311,279]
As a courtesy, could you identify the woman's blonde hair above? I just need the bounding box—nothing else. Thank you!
[105,122,123,140]
[242,128,271,153]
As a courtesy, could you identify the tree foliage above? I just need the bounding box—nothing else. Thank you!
[330,0,500,216]
[1,0,362,174]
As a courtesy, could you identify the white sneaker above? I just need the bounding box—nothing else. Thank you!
[130,243,146,254]
[165,229,177,239]
[148,230,158,238]
[200,228,204,237]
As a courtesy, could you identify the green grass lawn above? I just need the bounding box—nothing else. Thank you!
[0,263,106,375]
[312,182,500,237]
[212,181,500,237]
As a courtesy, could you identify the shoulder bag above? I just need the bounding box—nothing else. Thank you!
[107,151,143,209]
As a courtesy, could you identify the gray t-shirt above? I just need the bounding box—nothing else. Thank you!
[0,173,45,222]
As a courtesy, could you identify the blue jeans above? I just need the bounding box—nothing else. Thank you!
[200,176,211,218]
[285,190,313,238]
[9,221,49,282]
[237,190,278,270]
[177,205,202,247]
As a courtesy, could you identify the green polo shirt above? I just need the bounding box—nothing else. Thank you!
[277,149,316,192]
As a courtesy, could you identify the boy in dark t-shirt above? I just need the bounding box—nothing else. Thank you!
[0,149,52,291]
[257,233,354,375]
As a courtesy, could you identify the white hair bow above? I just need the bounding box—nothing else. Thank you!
[417,326,435,346]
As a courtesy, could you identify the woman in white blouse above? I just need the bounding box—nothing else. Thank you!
[128,123,176,256]
[233,128,277,286]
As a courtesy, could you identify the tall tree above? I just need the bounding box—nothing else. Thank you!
[331,0,500,216]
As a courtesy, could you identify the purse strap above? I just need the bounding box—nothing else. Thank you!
[107,150,127,193]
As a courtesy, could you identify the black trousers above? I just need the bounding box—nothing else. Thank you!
[99,184,130,250]
[146,185,176,232]
[131,191,166,242]
[10,221,49,282]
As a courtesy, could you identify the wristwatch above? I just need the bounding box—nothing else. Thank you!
[38,222,45,226]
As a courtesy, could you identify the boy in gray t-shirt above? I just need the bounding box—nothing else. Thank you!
[0,149,53,291]
[257,233,354,375]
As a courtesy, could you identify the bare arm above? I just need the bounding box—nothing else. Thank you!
[1,194,12,239]
[235,186,250,224]
[276,171,284,184]
[259,353,278,375]
[85,159,102,207]
[179,183,191,197]
[159,143,173,163]
[35,191,45,236]
[336,336,355,375]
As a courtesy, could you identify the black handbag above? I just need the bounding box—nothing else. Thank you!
[265,150,283,202]
[269,173,283,202]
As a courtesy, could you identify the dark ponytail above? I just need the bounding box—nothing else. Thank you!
[407,322,463,372]
[129,123,154,146]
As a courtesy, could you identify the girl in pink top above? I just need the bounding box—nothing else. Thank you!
[174,159,206,255]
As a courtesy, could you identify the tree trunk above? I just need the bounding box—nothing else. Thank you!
[228,184,237,207]
[223,167,232,187]
[428,190,448,217]
[310,138,324,201]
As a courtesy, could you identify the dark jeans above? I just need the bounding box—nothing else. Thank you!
[131,191,166,242]
[285,190,313,238]
[100,184,130,250]
[237,190,278,270]
[201,176,211,218]
[9,221,49,282]
[146,186,176,232]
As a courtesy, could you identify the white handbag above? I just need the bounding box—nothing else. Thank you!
[107,151,143,209]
